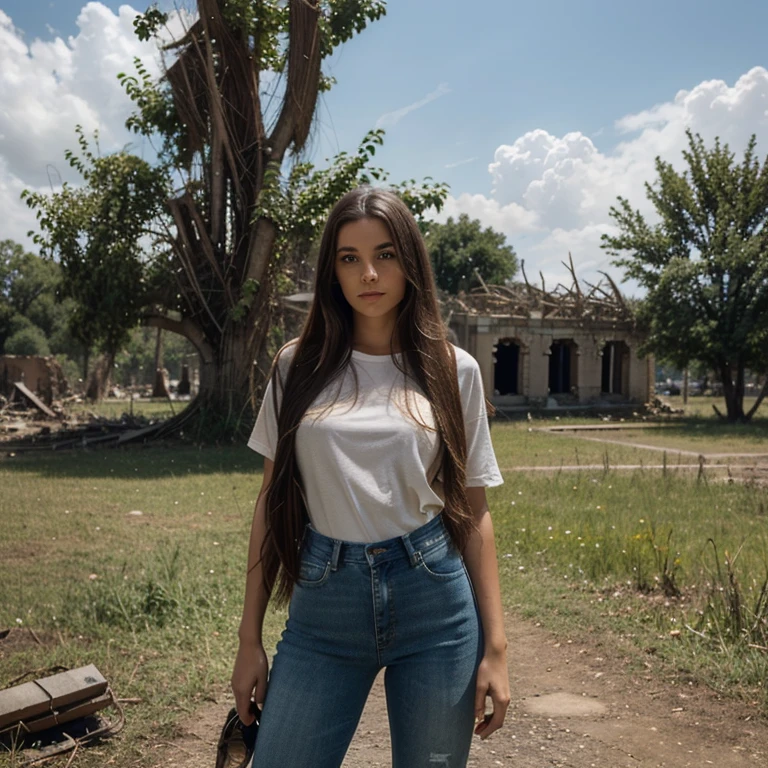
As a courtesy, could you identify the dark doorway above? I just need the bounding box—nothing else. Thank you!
[494,338,520,395]
[548,341,573,394]
[601,341,628,394]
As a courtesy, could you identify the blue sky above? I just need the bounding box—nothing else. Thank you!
[3,1,768,288]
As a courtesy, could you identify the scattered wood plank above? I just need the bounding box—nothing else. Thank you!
[12,382,57,419]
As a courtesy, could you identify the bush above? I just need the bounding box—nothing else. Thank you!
[4,324,51,355]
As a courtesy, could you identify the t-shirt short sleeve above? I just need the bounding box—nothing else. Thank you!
[247,375,279,460]
[456,347,504,488]
[247,343,295,460]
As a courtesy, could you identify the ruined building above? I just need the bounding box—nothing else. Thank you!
[444,262,652,411]
[0,355,68,406]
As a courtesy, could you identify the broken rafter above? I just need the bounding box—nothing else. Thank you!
[442,258,635,325]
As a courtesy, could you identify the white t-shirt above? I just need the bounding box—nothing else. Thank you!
[247,343,503,542]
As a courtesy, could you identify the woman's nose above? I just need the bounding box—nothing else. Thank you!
[361,262,378,282]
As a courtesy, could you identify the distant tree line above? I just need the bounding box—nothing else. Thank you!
[0,239,195,392]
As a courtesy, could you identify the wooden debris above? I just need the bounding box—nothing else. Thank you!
[12,382,57,419]
[441,260,635,325]
[1,413,165,452]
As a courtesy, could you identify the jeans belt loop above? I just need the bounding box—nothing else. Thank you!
[399,531,420,568]
[330,539,342,571]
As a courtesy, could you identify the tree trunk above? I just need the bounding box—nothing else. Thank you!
[82,347,90,386]
[191,321,266,439]
[147,305,273,441]
[719,362,746,422]
[85,353,113,402]
[152,328,169,398]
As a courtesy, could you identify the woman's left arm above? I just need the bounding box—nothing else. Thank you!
[462,486,511,739]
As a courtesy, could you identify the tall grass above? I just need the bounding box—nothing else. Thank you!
[488,462,768,708]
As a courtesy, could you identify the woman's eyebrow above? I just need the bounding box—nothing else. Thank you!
[336,241,395,254]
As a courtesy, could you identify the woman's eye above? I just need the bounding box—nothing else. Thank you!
[340,255,357,263]
[378,251,396,260]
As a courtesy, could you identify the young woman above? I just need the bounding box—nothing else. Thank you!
[231,186,510,768]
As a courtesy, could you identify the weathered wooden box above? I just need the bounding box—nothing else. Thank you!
[0,665,109,733]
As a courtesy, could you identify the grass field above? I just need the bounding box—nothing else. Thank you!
[1,420,768,765]
[534,423,768,458]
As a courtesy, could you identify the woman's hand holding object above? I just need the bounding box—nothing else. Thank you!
[231,640,269,725]
[473,649,510,739]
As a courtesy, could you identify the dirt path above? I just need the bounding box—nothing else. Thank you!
[158,613,768,767]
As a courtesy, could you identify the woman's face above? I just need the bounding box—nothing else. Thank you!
[334,217,407,322]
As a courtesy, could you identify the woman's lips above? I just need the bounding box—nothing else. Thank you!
[358,292,385,301]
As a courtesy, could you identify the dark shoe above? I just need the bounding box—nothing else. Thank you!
[215,705,260,768]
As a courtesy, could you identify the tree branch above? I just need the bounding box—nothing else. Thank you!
[142,311,214,365]
[745,375,768,421]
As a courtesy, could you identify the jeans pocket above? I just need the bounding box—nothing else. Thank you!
[297,556,331,588]
[417,543,465,581]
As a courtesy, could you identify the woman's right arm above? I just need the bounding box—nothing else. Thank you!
[231,457,274,724]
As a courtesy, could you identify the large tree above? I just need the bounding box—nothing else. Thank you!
[24,132,169,396]
[25,0,447,435]
[423,214,517,295]
[601,130,768,422]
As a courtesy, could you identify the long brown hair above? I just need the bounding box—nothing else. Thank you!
[260,186,475,605]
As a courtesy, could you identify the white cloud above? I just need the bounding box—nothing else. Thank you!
[0,4,162,186]
[433,193,540,236]
[0,156,40,246]
[1,3,192,250]
[375,83,451,129]
[444,66,768,291]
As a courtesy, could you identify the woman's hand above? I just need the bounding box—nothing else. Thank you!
[231,639,269,724]
[473,648,510,739]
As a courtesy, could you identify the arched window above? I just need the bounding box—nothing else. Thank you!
[493,338,521,395]
[548,340,578,394]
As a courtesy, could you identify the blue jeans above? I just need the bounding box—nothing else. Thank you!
[251,513,483,767]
